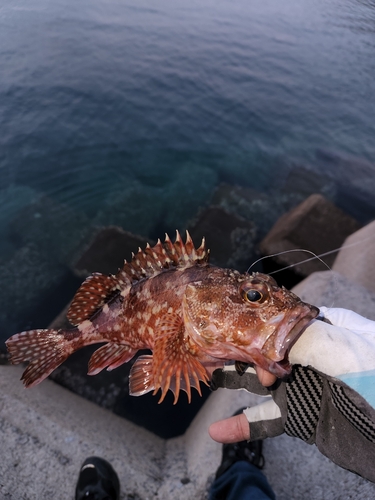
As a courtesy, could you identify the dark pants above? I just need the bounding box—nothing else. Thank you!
[209,461,276,500]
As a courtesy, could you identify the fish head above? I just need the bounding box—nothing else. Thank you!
[183,270,319,377]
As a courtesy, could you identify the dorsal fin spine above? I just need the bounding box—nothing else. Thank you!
[118,231,209,284]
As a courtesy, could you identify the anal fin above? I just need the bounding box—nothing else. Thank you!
[88,343,137,375]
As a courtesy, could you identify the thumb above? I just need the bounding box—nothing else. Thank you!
[209,399,284,443]
[209,412,250,443]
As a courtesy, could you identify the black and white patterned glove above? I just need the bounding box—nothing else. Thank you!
[211,307,375,482]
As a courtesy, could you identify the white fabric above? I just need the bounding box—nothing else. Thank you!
[290,307,375,378]
[244,398,281,423]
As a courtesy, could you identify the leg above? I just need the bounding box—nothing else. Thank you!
[209,461,275,500]
[209,408,275,500]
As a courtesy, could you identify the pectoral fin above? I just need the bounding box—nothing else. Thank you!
[152,313,209,404]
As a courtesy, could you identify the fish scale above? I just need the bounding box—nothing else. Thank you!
[6,230,319,404]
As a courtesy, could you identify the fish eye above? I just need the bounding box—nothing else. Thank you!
[245,289,263,302]
[239,282,269,305]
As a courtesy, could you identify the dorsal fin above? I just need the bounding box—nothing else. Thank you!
[67,231,208,325]
[117,230,209,284]
[67,273,122,325]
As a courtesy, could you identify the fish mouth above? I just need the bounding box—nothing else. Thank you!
[260,304,319,377]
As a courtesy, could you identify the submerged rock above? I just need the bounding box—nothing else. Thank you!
[9,196,92,265]
[0,243,78,342]
[163,164,218,234]
[94,164,218,239]
[93,178,164,238]
[280,164,336,201]
[73,226,153,277]
[210,183,284,240]
[314,150,375,223]
[0,184,41,259]
[188,206,256,272]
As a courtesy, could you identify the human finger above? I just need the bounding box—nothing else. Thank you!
[208,412,250,443]
[255,366,277,387]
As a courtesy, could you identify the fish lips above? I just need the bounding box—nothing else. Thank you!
[260,303,319,377]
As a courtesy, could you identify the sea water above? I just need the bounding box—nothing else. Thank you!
[1,0,375,336]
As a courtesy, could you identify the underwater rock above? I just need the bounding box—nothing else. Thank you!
[93,178,164,238]
[210,183,284,240]
[280,165,336,201]
[259,194,361,277]
[94,164,218,239]
[188,206,256,272]
[0,243,73,342]
[0,184,41,259]
[163,164,218,234]
[315,150,375,223]
[73,226,153,278]
[9,196,92,265]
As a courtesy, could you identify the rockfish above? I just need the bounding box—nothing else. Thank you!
[6,231,318,403]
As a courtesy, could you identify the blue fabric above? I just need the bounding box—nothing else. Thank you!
[338,370,375,407]
[209,461,276,500]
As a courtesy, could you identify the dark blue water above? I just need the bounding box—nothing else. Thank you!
[1,0,375,340]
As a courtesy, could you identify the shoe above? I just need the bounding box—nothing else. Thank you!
[215,408,265,479]
[75,456,120,500]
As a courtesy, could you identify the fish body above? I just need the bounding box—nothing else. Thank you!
[6,231,319,403]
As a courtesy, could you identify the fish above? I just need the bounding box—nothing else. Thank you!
[6,231,319,404]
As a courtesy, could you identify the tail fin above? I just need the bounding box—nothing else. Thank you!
[6,329,73,388]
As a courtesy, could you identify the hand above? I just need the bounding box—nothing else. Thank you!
[209,307,375,444]
[209,366,275,443]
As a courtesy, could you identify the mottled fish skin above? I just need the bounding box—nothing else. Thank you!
[183,271,319,377]
[6,231,319,403]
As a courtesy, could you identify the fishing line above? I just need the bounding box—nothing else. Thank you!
[247,249,332,275]
[247,232,374,310]
[247,233,374,275]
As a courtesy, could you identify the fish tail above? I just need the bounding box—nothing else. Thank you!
[6,329,75,388]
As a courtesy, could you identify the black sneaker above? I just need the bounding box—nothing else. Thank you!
[75,456,120,500]
[215,408,265,479]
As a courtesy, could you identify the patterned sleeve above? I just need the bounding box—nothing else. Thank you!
[271,365,375,482]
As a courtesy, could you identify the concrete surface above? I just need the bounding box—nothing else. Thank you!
[332,220,375,294]
[292,270,375,321]
[0,365,262,499]
[0,365,163,499]
[1,359,374,499]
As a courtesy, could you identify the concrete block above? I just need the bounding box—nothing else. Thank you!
[332,220,375,294]
[259,194,360,276]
